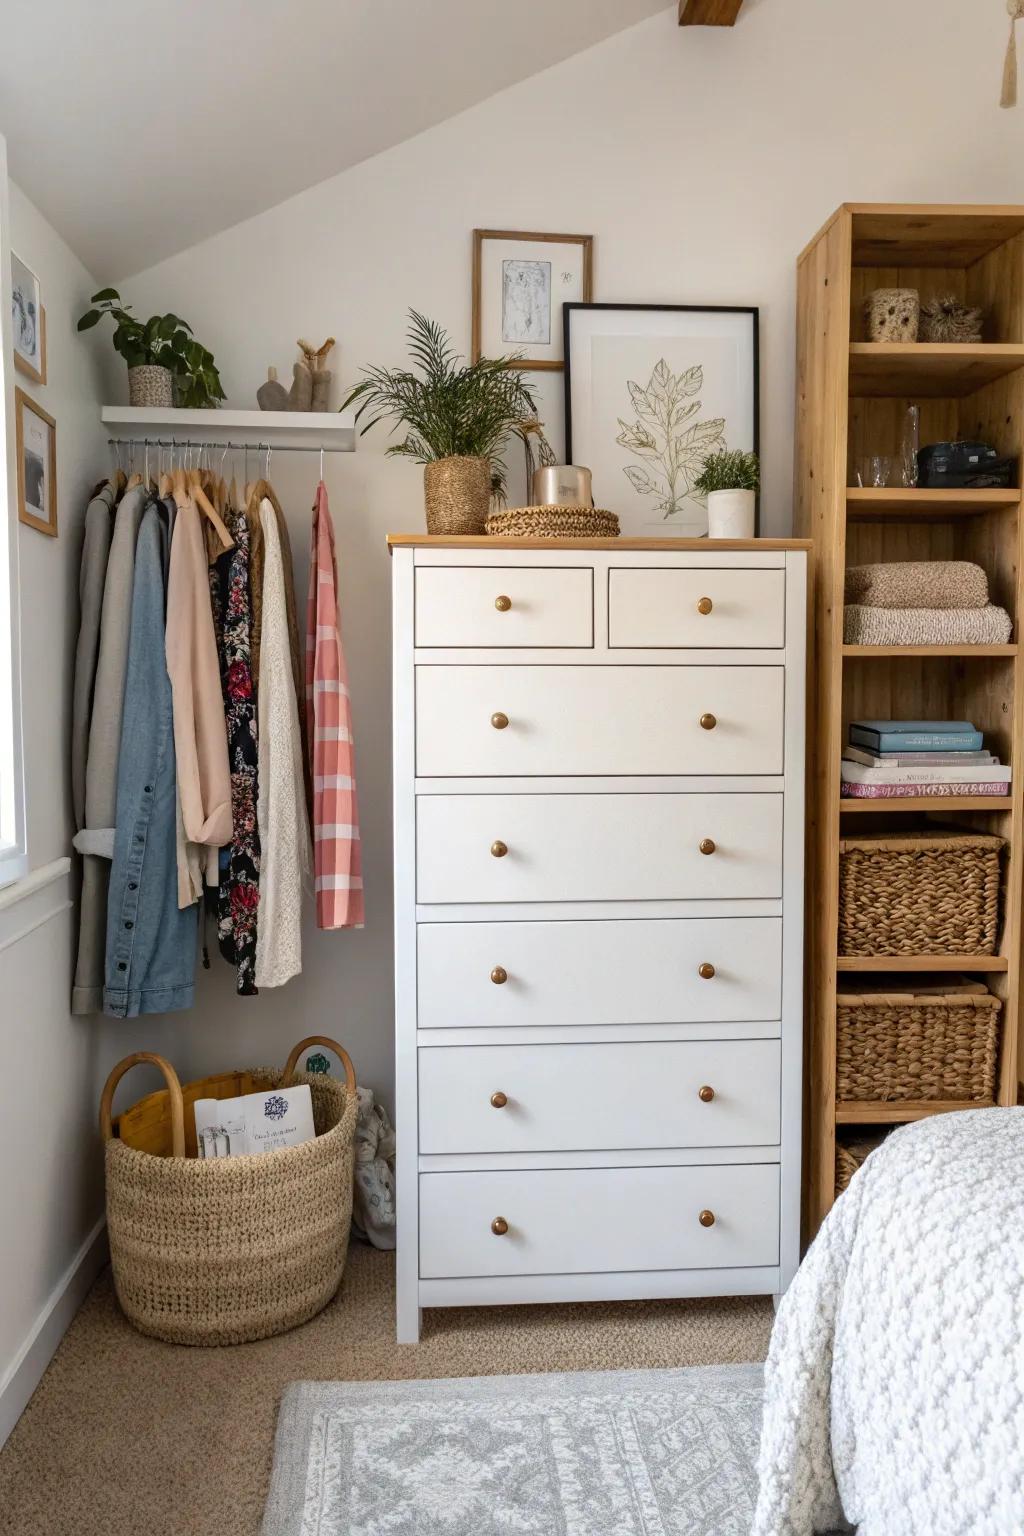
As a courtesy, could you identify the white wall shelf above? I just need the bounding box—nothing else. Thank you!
[100,406,356,450]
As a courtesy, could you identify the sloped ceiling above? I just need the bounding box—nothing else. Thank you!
[1,0,669,279]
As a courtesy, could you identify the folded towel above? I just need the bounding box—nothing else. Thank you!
[844,561,988,610]
[843,604,1013,646]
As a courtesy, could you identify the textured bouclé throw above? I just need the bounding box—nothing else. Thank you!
[845,560,988,609]
[844,603,1012,647]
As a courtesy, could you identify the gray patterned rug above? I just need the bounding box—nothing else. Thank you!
[261,1363,763,1535]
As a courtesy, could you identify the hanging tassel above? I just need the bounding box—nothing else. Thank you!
[1002,2,1023,108]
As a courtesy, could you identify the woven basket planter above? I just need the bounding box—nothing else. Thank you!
[128,364,174,407]
[101,1035,357,1345]
[838,831,1003,957]
[423,456,491,535]
[486,505,620,539]
[835,986,1000,1104]
[835,1132,887,1196]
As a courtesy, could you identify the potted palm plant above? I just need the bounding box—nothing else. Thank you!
[77,288,226,408]
[693,448,760,539]
[342,311,538,533]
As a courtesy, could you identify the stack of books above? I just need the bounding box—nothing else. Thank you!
[841,720,1012,799]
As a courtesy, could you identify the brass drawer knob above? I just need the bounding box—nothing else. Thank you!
[697,596,713,615]
[699,712,717,731]
[491,1216,509,1235]
[491,711,510,730]
[699,837,716,856]
[490,966,508,985]
[491,840,508,859]
[495,595,512,612]
[698,962,716,980]
[698,1209,716,1228]
[698,1085,715,1103]
[490,1091,508,1109]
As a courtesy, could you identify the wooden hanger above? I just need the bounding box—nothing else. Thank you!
[189,467,234,551]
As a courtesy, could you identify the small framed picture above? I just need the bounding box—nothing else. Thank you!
[472,229,593,370]
[16,388,57,537]
[11,253,46,385]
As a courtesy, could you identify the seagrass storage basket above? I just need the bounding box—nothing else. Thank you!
[486,505,619,539]
[835,983,1000,1104]
[835,1132,888,1195]
[100,1035,357,1346]
[838,830,1003,957]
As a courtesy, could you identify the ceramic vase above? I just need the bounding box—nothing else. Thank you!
[707,488,756,539]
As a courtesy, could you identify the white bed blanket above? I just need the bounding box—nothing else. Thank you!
[752,1108,1024,1536]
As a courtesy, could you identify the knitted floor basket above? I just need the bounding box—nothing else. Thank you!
[838,831,1004,957]
[835,986,1001,1103]
[101,1035,357,1346]
[486,505,620,539]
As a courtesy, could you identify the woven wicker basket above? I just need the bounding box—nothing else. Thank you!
[486,505,620,539]
[835,985,1000,1103]
[835,1132,887,1195]
[100,1035,357,1346]
[423,456,491,535]
[838,830,1003,957]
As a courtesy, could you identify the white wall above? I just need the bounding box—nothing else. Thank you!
[101,0,1024,1112]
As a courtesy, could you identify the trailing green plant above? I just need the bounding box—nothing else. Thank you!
[693,448,760,496]
[77,288,226,408]
[341,310,539,501]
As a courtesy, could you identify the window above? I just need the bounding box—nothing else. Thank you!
[0,136,28,888]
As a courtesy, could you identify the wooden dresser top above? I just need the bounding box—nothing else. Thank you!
[387,534,812,553]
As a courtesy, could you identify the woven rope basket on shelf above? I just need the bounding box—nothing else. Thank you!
[838,831,1003,957]
[486,505,620,539]
[835,1133,887,1196]
[835,987,1000,1104]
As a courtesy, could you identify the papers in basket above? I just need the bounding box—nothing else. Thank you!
[194,1084,315,1158]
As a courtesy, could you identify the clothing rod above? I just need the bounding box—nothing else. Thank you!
[106,436,350,454]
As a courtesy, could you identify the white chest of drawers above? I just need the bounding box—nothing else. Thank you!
[390,536,807,1343]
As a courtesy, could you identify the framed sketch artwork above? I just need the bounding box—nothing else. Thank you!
[473,229,593,369]
[11,253,46,385]
[564,303,758,536]
[16,389,57,537]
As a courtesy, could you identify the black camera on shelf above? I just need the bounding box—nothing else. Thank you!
[917,440,1016,490]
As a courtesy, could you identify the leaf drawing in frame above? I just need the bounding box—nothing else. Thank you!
[615,359,725,520]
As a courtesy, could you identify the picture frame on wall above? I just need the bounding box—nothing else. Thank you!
[472,229,593,370]
[11,253,46,385]
[564,303,759,537]
[15,388,57,537]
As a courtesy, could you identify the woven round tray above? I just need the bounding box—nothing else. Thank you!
[486,505,620,539]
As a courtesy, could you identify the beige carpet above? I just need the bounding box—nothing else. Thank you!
[0,1244,772,1536]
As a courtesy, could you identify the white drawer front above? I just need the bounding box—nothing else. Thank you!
[419,1163,781,1277]
[609,568,786,649]
[417,917,782,1028]
[416,665,784,777]
[415,566,593,648]
[416,793,783,903]
[419,1040,781,1153]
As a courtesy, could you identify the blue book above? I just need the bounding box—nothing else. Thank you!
[849,720,983,753]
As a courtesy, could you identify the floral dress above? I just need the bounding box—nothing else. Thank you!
[209,509,260,993]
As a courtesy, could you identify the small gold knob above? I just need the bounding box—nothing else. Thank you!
[699,837,716,856]
[698,1209,716,1228]
[697,596,713,615]
[490,840,508,859]
[490,966,508,985]
[491,1216,509,1235]
[491,711,509,730]
[698,1085,715,1103]
[490,1091,508,1109]
[698,962,716,980]
[699,712,717,731]
[495,595,512,612]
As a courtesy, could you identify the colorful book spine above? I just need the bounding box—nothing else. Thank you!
[849,726,984,752]
[841,781,1008,799]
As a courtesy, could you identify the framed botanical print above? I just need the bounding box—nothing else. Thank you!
[16,388,57,537]
[473,229,593,369]
[11,253,46,385]
[564,303,759,536]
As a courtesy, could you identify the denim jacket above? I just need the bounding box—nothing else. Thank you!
[104,501,197,1016]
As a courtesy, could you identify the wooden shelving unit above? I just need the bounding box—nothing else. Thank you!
[796,204,1024,1234]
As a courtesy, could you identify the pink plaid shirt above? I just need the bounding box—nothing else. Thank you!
[305,482,364,929]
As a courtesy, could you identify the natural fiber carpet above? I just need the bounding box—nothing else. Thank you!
[0,1244,772,1536]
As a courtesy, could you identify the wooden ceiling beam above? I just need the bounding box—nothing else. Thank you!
[678,0,744,24]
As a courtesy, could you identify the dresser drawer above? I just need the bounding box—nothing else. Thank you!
[609,567,786,648]
[416,665,783,777]
[419,1040,781,1154]
[415,566,593,648]
[417,916,781,1028]
[416,793,783,903]
[419,1163,781,1277]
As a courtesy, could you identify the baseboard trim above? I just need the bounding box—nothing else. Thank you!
[0,1214,107,1450]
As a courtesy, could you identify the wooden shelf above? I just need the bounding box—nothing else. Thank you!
[840,795,1013,813]
[846,488,1020,521]
[837,954,1008,972]
[849,343,1024,398]
[836,1100,993,1125]
[842,644,1017,658]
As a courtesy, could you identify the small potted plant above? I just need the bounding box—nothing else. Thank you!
[693,448,760,539]
[77,288,226,409]
[342,310,538,533]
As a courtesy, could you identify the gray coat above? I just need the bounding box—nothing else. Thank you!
[71,482,115,831]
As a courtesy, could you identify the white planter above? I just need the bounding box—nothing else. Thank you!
[707,488,756,539]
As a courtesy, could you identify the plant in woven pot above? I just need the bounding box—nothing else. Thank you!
[77,288,226,408]
[341,311,538,534]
